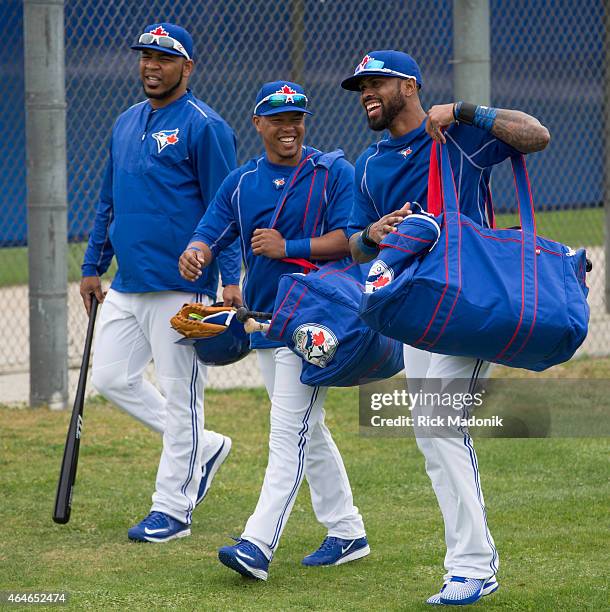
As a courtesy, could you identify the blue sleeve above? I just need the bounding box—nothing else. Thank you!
[217,237,241,285]
[324,158,355,232]
[192,120,241,285]
[346,155,379,238]
[449,123,519,168]
[81,149,115,277]
[191,173,241,261]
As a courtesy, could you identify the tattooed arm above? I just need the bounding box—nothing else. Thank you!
[489,109,550,153]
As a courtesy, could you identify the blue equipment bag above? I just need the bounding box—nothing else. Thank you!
[266,259,404,386]
[359,143,590,371]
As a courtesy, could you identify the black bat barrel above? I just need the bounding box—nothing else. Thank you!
[235,307,274,323]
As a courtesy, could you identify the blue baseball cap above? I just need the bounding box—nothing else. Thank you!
[131,23,193,61]
[253,81,313,116]
[341,50,423,91]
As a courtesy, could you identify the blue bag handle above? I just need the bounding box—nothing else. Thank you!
[437,142,536,234]
[422,143,538,360]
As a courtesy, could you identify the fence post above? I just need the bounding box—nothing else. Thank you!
[23,0,68,409]
[452,0,491,105]
[290,0,305,85]
[605,0,610,313]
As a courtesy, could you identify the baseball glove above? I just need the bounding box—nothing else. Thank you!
[170,303,235,339]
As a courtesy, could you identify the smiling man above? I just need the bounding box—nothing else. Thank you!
[178,81,369,581]
[342,49,550,606]
[80,23,241,543]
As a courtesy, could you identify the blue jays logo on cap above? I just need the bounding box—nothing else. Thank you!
[131,22,193,60]
[152,128,180,153]
[253,81,314,116]
[341,50,423,91]
[293,324,338,367]
[365,260,394,294]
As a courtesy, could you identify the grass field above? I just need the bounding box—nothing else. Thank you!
[1,358,608,610]
[495,206,604,248]
[0,207,604,288]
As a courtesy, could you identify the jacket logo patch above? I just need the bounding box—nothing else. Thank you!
[365,260,394,293]
[293,324,338,368]
[272,178,286,189]
[152,128,180,153]
[399,147,412,158]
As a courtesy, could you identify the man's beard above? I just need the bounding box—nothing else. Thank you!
[367,89,407,131]
[143,74,183,101]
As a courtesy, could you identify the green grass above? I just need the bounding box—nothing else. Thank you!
[0,207,604,287]
[0,243,117,288]
[1,358,608,609]
[495,206,604,248]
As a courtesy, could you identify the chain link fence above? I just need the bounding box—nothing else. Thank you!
[0,0,608,400]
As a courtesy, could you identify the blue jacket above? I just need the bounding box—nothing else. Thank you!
[82,90,241,296]
[191,146,354,349]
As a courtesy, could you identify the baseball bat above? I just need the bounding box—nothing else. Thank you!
[53,295,99,524]
[235,306,273,323]
[243,319,271,334]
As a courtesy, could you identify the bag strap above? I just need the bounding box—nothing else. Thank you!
[263,152,318,274]
[427,141,442,216]
[282,257,320,271]
[485,184,496,229]
[268,150,341,274]
[509,154,536,235]
[268,152,316,229]
[493,154,538,362]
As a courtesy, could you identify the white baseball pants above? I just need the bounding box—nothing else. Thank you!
[242,347,366,559]
[404,344,498,580]
[91,288,225,524]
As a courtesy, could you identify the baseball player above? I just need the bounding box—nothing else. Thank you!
[341,50,550,605]
[80,23,242,542]
[178,81,369,581]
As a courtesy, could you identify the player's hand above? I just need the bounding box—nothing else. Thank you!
[80,276,105,315]
[368,203,412,243]
[251,228,286,259]
[179,242,206,281]
[426,103,456,144]
[222,284,243,307]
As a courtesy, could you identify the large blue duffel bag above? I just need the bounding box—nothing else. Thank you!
[266,258,404,386]
[359,143,590,371]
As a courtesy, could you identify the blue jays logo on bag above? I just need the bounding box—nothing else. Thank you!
[365,260,394,293]
[152,128,180,153]
[293,324,339,368]
[272,178,286,190]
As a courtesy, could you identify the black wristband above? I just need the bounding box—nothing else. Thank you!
[456,102,477,125]
[361,224,378,248]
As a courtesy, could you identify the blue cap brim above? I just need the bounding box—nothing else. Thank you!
[131,43,186,58]
[340,71,393,91]
[255,106,313,117]
[341,71,421,91]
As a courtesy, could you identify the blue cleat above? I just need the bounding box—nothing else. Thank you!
[196,435,232,506]
[426,575,499,605]
[302,536,370,566]
[127,511,191,543]
[218,539,269,581]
